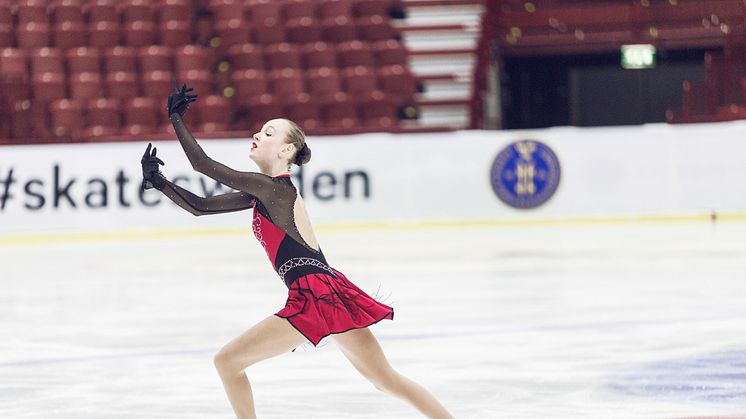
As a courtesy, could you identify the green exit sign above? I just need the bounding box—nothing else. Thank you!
[621,44,657,69]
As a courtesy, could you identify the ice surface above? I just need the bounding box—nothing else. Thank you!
[2,221,746,419]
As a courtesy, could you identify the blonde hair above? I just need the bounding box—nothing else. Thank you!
[283,119,311,166]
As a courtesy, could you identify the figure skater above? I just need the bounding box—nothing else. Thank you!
[139,80,454,419]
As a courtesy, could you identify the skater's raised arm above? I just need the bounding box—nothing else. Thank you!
[167,80,280,199]
[141,143,255,216]
[169,113,277,194]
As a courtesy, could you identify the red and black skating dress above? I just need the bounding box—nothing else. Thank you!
[153,114,394,345]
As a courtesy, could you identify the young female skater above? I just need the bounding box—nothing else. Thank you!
[139,81,454,419]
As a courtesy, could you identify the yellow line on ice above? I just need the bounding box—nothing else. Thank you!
[1,212,745,245]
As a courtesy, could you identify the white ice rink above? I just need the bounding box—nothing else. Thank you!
[2,220,746,419]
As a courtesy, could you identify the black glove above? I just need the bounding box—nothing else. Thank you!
[167,76,198,117]
[141,142,166,190]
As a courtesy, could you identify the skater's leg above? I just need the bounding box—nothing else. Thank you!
[333,328,454,419]
[214,315,306,419]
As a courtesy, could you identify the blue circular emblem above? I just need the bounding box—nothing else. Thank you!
[490,140,561,209]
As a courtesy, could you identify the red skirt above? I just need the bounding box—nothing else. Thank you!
[275,268,394,346]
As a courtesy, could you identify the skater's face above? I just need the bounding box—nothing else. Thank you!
[249,119,296,167]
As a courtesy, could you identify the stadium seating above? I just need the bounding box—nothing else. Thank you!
[159,0,191,22]
[105,71,139,99]
[66,47,101,74]
[306,66,341,100]
[50,98,83,137]
[86,97,121,127]
[0,0,414,143]
[88,21,120,48]
[139,45,172,73]
[301,41,337,68]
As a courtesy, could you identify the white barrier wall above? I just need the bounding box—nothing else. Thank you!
[1,121,746,235]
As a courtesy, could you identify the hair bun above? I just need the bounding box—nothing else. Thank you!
[294,143,312,166]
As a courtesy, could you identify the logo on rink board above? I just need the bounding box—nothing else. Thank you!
[490,140,561,209]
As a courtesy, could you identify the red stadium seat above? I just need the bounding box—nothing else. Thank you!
[377,64,415,99]
[3,99,31,141]
[50,98,84,137]
[86,0,118,23]
[247,94,283,130]
[124,21,156,47]
[25,97,51,139]
[17,1,47,24]
[32,72,67,102]
[121,0,155,23]
[104,46,137,73]
[4,76,33,107]
[160,20,192,46]
[31,47,64,74]
[265,43,301,70]
[227,43,264,70]
[66,47,101,74]
[320,91,358,128]
[138,45,172,73]
[159,0,191,22]
[356,15,398,42]
[140,70,173,99]
[177,68,212,96]
[215,19,252,50]
[322,16,357,43]
[81,125,119,139]
[0,48,28,76]
[283,0,316,21]
[341,65,377,93]
[214,65,232,98]
[69,72,103,101]
[318,0,353,19]
[53,21,87,49]
[231,68,267,100]
[89,21,121,48]
[0,23,11,48]
[337,41,374,67]
[123,96,158,134]
[253,18,285,45]
[175,45,209,73]
[196,94,230,132]
[194,15,213,45]
[211,0,245,23]
[372,39,406,66]
[247,0,281,26]
[86,97,121,129]
[306,66,341,100]
[285,92,320,130]
[353,0,391,18]
[268,68,304,100]
[106,71,139,99]
[0,4,11,25]
[301,42,337,69]
[286,17,324,44]
[358,90,396,127]
[17,22,50,49]
[51,1,85,23]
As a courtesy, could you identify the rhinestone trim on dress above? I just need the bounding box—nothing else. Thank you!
[278,257,335,282]
[252,202,269,257]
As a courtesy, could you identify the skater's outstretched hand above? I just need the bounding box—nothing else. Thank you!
[141,142,166,190]
[167,77,198,117]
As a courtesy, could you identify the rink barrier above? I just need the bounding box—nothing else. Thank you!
[2,121,746,236]
[1,212,745,245]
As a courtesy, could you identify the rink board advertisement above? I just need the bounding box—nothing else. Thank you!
[2,121,746,235]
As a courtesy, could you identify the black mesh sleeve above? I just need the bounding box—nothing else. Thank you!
[167,113,312,250]
[158,179,255,216]
[169,113,283,203]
